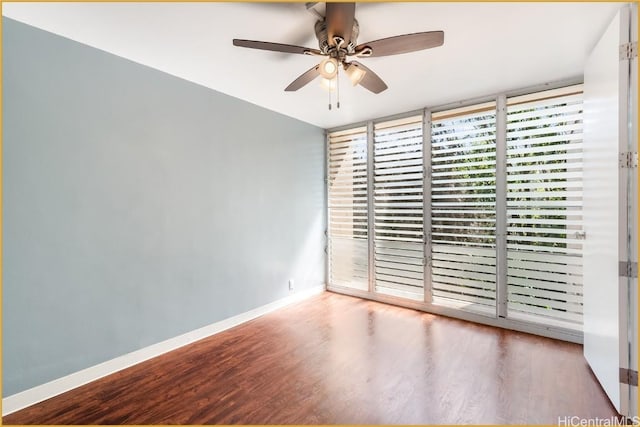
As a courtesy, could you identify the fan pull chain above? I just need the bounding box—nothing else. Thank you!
[336,71,340,109]
[328,83,332,110]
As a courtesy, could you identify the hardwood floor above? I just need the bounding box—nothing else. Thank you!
[4,291,617,424]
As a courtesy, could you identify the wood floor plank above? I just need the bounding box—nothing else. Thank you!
[3,291,618,424]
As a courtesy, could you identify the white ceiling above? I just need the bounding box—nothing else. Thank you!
[3,2,624,129]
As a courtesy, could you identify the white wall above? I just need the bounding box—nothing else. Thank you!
[3,18,326,397]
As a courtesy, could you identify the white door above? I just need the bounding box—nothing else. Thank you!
[583,4,635,417]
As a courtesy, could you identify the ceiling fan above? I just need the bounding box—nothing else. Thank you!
[232,3,444,97]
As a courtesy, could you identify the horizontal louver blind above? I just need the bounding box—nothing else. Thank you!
[431,105,497,311]
[328,126,369,291]
[506,87,584,327]
[373,115,424,300]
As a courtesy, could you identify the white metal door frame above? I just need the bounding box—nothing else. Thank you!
[617,5,631,417]
[627,4,638,418]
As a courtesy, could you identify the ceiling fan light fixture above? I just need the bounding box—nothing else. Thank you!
[319,58,339,79]
[320,77,338,92]
[344,63,367,86]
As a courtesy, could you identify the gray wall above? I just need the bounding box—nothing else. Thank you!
[2,18,326,397]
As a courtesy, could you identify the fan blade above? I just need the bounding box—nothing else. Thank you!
[355,31,444,57]
[233,39,321,56]
[350,61,388,94]
[285,64,321,91]
[325,3,356,47]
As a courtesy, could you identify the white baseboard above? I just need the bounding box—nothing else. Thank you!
[2,285,325,416]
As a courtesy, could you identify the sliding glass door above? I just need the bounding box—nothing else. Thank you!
[505,88,584,328]
[327,126,369,291]
[372,115,425,301]
[326,84,585,337]
[430,103,497,314]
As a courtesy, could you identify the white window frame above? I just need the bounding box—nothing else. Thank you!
[326,78,584,343]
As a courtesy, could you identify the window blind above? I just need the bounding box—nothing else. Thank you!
[328,126,369,291]
[326,84,585,338]
[373,115,424,300]
[505,87,584,327]
[430,104,497,311]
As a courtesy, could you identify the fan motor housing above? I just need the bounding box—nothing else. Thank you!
[315,19,359,55]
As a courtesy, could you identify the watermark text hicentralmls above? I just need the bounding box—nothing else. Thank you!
[558,416,640,426]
